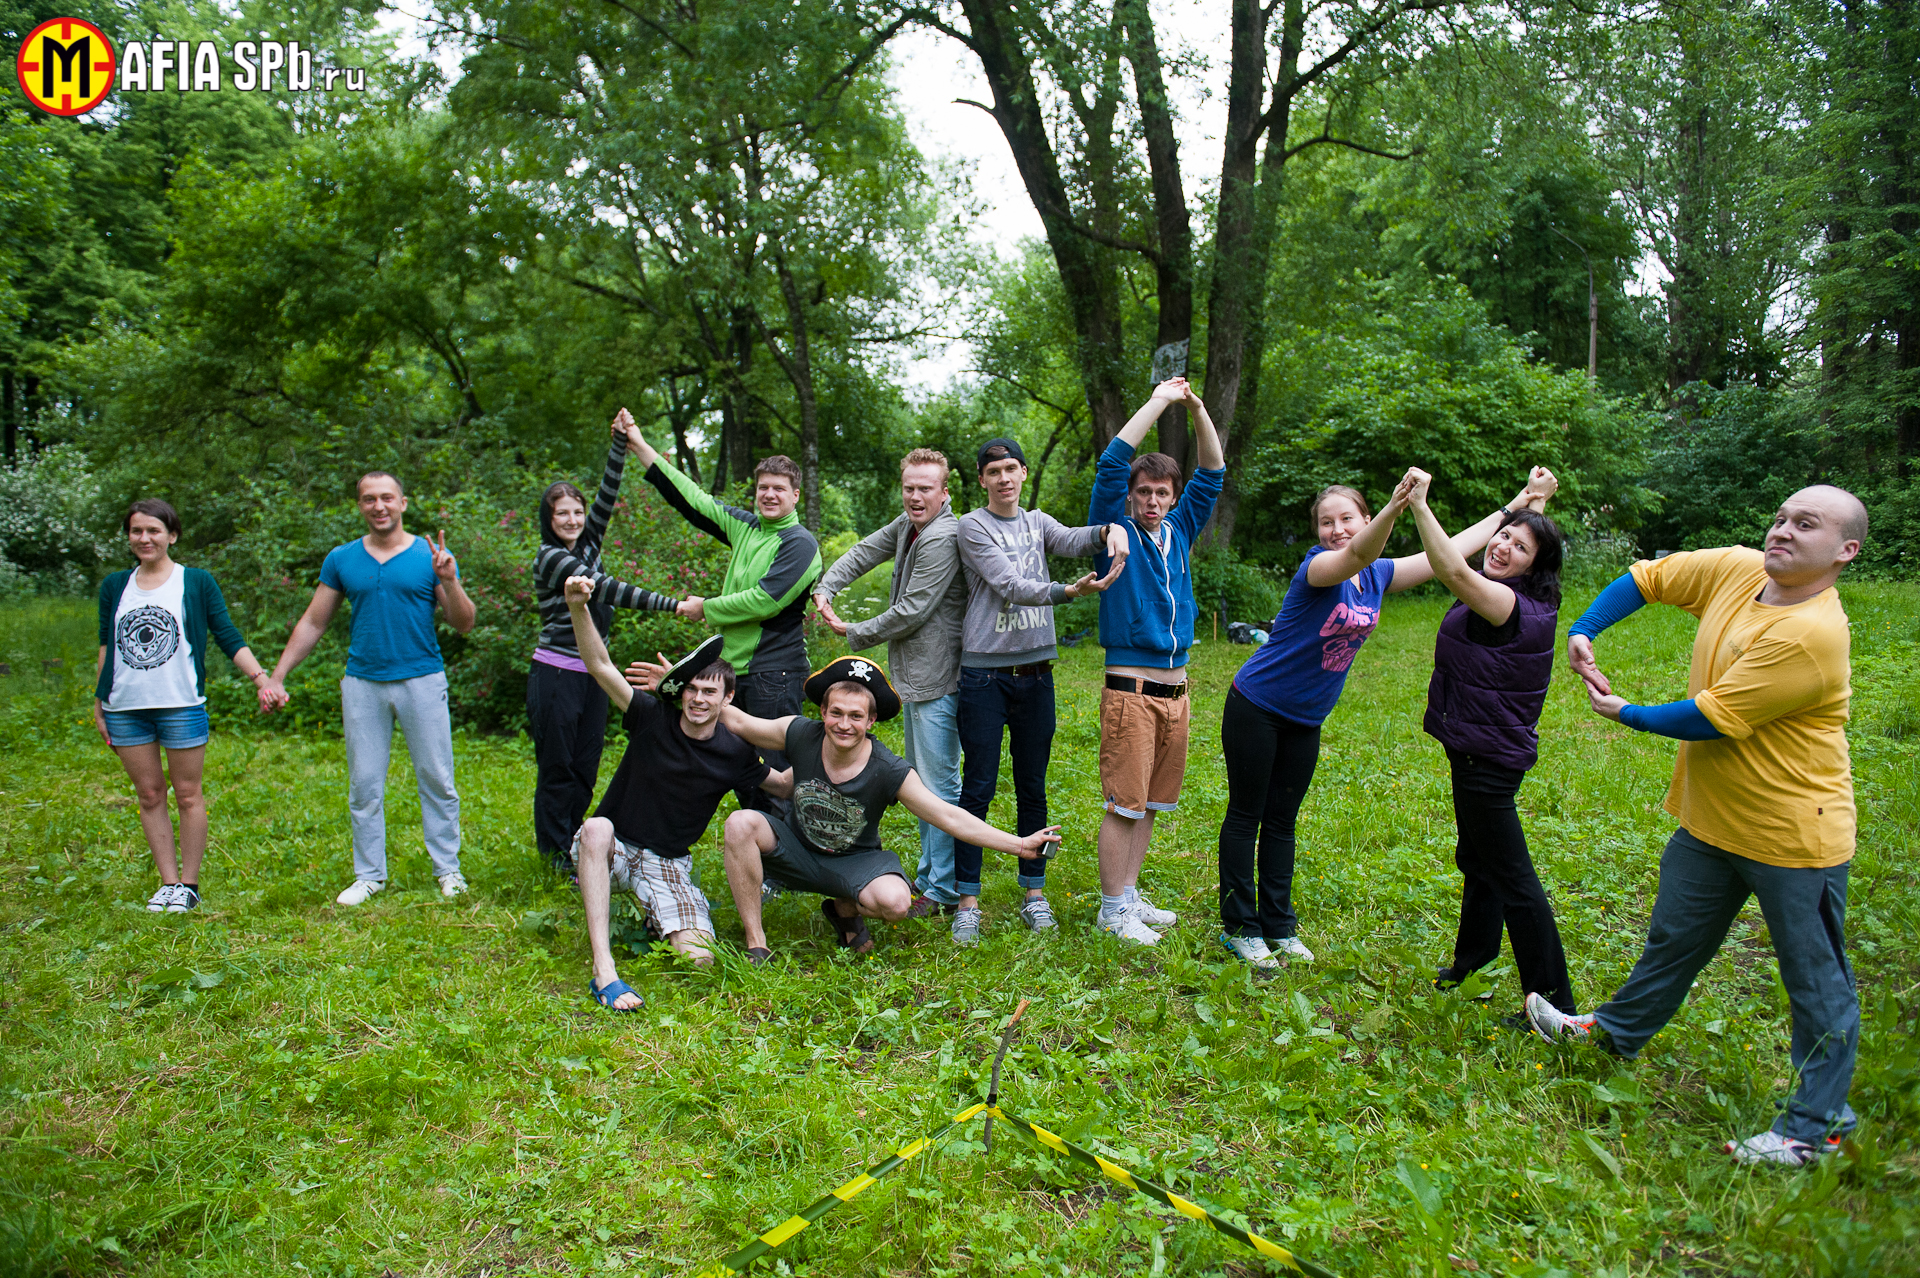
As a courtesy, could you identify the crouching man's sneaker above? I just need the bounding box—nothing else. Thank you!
[1523,991,1595,1043]
[1098,902,1160,946]
[438,872,469,899]
[1726,1131,1841,1167]
[335,879,385,906]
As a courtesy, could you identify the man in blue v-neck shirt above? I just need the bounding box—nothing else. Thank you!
[263,472,478,906]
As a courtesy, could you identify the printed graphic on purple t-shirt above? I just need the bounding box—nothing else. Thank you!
[1231,546,1394,726]
[1318,599,1381,672]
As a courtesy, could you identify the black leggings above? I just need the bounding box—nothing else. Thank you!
[526,660,609,867]
[1446,748,1577,1013]
[1218,685,1321,939]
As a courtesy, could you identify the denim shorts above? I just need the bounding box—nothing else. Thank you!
[105,704,210,749]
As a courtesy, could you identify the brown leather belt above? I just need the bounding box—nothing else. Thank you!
[1105,673,1188,699]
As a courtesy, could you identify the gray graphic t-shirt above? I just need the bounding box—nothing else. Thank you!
[783,717,911,857]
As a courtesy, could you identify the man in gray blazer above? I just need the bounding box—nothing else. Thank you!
[814,448,969,918]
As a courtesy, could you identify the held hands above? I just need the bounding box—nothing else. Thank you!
[813,593,849,637]
[1584,681,1627,723]
[678,596,706,622]
[256,680,289,714]
[1391,467,1433,511]
[1514,466,1558,512]
[1567,634,1611,696]
[429,530,458,583]
[1150,376,1204,410]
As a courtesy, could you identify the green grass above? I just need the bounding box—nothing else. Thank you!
[3,584,1918,1277]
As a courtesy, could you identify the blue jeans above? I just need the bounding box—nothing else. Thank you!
[901,693,961,904]
[955,667,1053,896]
[1595,827,1858,1143]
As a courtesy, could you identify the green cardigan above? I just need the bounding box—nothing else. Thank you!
[96,566,250,705]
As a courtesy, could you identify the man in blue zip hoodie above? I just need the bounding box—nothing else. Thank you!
[1087,378,1226,944]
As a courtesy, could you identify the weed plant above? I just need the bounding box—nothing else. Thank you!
[2,585,1916,1275]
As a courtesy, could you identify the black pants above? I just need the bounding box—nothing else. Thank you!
[953,667,1055,895]
[1446,748,1577,1013]
[1218,684,1320,939]
[735,668,804,818]
[526,660,609,868]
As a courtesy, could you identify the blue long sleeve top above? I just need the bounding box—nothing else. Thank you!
[1571,570,1724,741]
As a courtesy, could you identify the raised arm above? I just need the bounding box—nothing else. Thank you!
[1405,473,1517,625]
[716,703,798,752]
[578,418,632,554]
[565,576,634,711]
[895,770,1062,859]
[1388,467,1557,593]
[641,450,749,548]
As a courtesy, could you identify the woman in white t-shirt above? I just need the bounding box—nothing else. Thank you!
[93,500,280,913]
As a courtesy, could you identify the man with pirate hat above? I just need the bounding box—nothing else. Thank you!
[564,577,792,1011]
[627,654,1061,960]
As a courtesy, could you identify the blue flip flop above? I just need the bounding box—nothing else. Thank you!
[589,977,644,1011]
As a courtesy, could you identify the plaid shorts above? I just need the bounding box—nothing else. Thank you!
[572,828,714,938]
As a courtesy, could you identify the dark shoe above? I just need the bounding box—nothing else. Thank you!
[906,893,957,919]
[745,947,773,966]
[1436,965,1494,1002]
[820,899,874,954]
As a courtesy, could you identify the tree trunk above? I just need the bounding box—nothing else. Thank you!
[759,251,823,532]
[957,0,1130,448]
[2,369,15,466]
[1121,0,1194,472]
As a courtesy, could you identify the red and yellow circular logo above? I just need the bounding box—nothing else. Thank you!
[17,17,116,116]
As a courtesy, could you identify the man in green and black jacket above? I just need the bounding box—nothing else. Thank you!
[619,410,822,814]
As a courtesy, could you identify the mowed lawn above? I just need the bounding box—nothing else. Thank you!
[2,582,1917,1277]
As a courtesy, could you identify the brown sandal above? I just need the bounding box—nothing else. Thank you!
[820,899,874,954]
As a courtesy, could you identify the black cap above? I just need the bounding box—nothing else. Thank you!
[656,635,726,702]
[804,656,902,722]
[975,437,1028,473]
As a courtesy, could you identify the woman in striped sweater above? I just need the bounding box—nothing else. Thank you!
[528,412,694,872]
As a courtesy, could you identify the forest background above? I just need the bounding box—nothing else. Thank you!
[2,0,1917,732]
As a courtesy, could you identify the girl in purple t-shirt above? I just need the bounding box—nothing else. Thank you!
[1217,466,1558,969]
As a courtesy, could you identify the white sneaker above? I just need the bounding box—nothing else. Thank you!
[1128,886,1176,929]
[1098,903,1161,946]
[1523,991,1595,1044]
[1725,1130,1839,1167]
[335,879,385,906]
[951,906,983,947]
[167,885,199,913]
[438,872,469,899]
[146,884,181,912]
[1220,933,1279,970]
[1268,935,1315,963]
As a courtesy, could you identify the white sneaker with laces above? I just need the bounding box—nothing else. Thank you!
[146,884,180,912]
[438,872,469,899]
[1268,935,1315,963]
[1128,886,1176,929]
[1220,933,1279,970]
[335,879,385,906]
[1523,991,1595,1043]
[1725,1130,1838,1166]
[167,885,199,913]
[1098,902,1161,946]
[951,906,983,946]
[1020,895,1057,931]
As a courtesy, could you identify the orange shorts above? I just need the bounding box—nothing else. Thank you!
[1098,685,1191,818]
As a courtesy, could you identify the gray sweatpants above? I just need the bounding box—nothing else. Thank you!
[342,672,461,882]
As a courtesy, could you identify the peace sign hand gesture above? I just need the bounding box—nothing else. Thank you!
[430,530,458,583]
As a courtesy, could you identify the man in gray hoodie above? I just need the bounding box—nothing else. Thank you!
[814,448,969,918]
[951,437,1129,945]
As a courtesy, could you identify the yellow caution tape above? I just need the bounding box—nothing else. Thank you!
[693,1102,1334,1278]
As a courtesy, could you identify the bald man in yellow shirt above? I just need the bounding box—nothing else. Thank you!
[1525,486,1867,1168]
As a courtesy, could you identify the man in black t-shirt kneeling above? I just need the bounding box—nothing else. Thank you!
[566,577,792,1011]
[632,654,1061,958]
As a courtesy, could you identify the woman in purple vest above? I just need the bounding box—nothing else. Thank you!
[1402,468,1576,1019]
